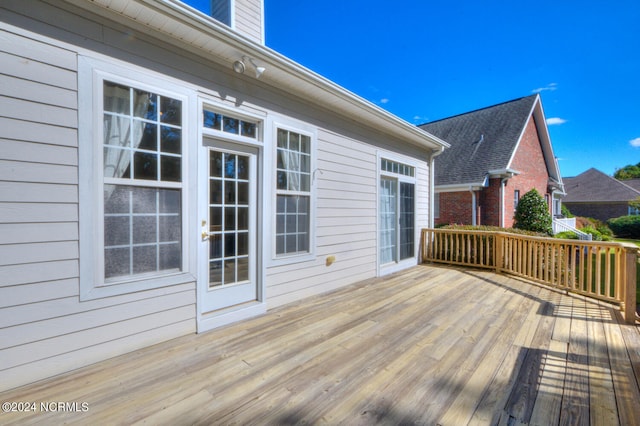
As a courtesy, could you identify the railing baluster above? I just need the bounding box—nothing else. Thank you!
[421,228,637,322]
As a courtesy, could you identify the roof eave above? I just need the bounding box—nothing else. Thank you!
[67,0,449,151]
[435,182,488,193]
[488,168,521,178]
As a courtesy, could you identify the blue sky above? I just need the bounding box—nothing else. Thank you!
[186,1,639,178]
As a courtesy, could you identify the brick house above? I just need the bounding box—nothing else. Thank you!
[563,168,640,222]
[420,94,564,228]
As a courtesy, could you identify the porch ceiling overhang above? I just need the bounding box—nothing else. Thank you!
[64,0,449,152]
[435,182,487,193]
[548,177,565,195]
[487,168,520,178]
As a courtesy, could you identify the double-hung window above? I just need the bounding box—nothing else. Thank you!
[102,81,183,279]
[275,128,312,257]
[79,57,191,300]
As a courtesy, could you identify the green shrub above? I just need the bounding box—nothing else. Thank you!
[581,226,605,241]
[555,231,578,240]
[440,224,543,237]
[561,204,574,218]
[514,189,553,235]
[607,215,640,238]
[584,217,613,241]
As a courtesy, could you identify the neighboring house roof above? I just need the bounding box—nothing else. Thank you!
[563,168,640,203]
[69,0,448,153]
[623,178,640,192]
[419,94,562,189]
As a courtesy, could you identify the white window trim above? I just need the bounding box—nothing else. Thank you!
[201,99,266,146]
[78,55,196,301]
[266,117,317,266]
[377,151,419,276]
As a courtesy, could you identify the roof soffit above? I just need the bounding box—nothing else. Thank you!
[65,0,448,151]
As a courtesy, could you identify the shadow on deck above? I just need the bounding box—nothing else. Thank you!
[1,265,639,425]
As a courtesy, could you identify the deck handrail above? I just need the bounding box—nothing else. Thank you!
[421,228,638,323]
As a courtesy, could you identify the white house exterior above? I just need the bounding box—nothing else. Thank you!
[0,0,447,392]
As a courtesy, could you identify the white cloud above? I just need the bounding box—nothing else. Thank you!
[380,98,389,104]
[532,83,558,94]
[630,137,640,147]
[546,117,567,125]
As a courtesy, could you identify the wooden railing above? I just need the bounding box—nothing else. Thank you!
[421,228,638,323]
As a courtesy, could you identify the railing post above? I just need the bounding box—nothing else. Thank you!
[494,232,502,274]
[622,244,638,324]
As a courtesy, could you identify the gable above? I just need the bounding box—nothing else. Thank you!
[563,168,640,203]
[421,95,537,186]
[509,114,550,178]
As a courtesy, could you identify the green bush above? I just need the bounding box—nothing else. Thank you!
[581,226,605,241]
[561,204,574,218]
[582,217,613,238]
[607,215,640,238]
[514,189,553,235]
[440,224,543,237]
[555,231,578,240]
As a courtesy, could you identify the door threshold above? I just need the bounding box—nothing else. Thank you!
[197,301,266,333]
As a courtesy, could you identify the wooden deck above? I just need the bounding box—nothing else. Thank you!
[1,265,639,425]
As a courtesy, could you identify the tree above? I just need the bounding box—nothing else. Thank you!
[614,162,640,180]
[514,189,553,235]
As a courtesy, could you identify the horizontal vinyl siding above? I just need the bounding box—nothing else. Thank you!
[266,129,378,308]
[0,24,196,392]
[235,0,262,43]
[416,163,430,229]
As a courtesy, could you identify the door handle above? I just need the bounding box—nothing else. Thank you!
[201,220,209,241]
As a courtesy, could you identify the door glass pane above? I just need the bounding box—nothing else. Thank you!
[379,178,397,264]
[208,149,252,288]
[399,182,415,260]
[237,257,249,282]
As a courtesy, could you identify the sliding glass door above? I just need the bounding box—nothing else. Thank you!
[380,177,415,266]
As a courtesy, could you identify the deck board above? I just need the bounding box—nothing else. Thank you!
[0,265,638,425]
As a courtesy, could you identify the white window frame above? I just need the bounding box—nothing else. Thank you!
[211,0,235,28]
[377,152,419,276]
[78,55,196,301]
[201,102,264,146]
[268,119,317,266]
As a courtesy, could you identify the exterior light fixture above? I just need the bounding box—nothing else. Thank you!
[232,60,245,74]
[233,56,266,78]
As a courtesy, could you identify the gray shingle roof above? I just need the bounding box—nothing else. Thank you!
[419,95,538,186]
[562,168,640,202]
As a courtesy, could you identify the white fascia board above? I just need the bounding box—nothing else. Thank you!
[506,95,563,184]
[532,98,563,183]
[435,183,487,193]
[71,0,449,152]
[488,168,520,178]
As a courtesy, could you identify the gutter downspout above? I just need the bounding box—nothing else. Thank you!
[470,187,477,226]
[500,178,508,228]
[429,147,445,228]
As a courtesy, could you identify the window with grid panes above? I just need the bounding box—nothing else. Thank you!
[102,81,183,280]
[275,128,311,256]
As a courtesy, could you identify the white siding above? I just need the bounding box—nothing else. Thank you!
[0,24,196,393]
[265,129,379,307]
[0,0,433,393]
[235,0,263,43]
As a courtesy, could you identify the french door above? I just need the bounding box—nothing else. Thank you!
[380,178,415,266]
[199,140,258,313]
